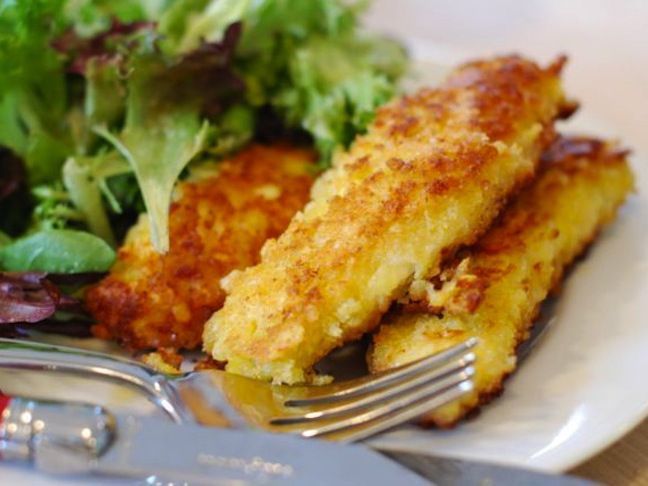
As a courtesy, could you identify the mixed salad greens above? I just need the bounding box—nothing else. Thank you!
[0,0,407,326]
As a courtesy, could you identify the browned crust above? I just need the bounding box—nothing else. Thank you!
[419,223,609,428]
[429,145,631,427]
[369,135,634,427]
[541,136,631,166]
[86,144,315,351]
[205,56,570,383]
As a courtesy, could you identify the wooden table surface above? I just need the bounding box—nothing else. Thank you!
[573,417,648,484]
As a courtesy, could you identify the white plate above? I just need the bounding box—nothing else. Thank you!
[2,55,648,486]
[362,61,648,472]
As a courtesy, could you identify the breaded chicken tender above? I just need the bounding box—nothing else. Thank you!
[368,137,634,427]
[204,56,572,384]
[87,144,315,350]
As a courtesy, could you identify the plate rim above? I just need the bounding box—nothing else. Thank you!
[365,55,648,473]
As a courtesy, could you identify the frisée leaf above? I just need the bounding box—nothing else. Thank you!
[95,24,242,252]
[0,0,73,184]
[158,0,407,166]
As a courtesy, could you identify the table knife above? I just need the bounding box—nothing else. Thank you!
[0,395,595,485]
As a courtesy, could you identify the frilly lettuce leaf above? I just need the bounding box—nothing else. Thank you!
[62,151,131,245]
[0,0,73,184]
[0,0,407,261]
[158,0,406,166]
[273,35,406,164]
[62,0,169,37]
[94,25,241,252]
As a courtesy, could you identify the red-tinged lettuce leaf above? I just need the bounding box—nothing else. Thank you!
[0,272,99,325]
[163,22,244,118]
[52,19,154,75]
[0,272,65,323]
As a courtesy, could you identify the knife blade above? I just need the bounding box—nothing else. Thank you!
[99,415,429,485]
[0,395,596,485]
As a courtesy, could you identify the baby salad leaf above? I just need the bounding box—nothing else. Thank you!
[95,24,242,252]
[84,58,127,129]
[53,19,154,75]
[30,182,86,231]
[94,83,209,252]
[63,151,132,245]
[160,0,250,53]
[273,35,403,163]
[0,230,115,273]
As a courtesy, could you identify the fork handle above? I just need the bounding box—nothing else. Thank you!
[0,338,187,423]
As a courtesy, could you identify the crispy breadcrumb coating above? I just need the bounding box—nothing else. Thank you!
[204,55,571,384]
[87,144,315,350]
[141,348,183,375]
[367,137,634,427]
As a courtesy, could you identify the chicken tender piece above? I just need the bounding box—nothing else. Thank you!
[87,144,315,350]
[367,137,634,427]
[204,56,571,384]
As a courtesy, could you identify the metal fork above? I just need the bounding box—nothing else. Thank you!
[0,337,476,442]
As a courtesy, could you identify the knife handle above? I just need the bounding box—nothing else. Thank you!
[0,394,116,474]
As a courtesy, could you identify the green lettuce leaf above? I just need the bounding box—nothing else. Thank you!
[273,35,405,164]
[84,58,127,129]
[0,0,73,184]
[95,112,208,253]
[62,151,131,245]
[159,0,406,166]
[62,0,169,37]
[0,229,115,272]
[93,22,242,252]
[31,183,86,231]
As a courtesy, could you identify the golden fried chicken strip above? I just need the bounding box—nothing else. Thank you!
[87,144,315,350]
[204,56,571,384]
[367,137,634,427]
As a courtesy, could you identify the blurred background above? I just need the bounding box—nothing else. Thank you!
[365,0,648,158]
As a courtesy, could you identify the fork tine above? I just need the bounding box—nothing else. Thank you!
[331,380,473,443]
[271,351,475,425]
[285,337,478,407]
[297,366,474,440]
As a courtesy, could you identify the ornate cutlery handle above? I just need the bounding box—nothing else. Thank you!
[0,394,115,474]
